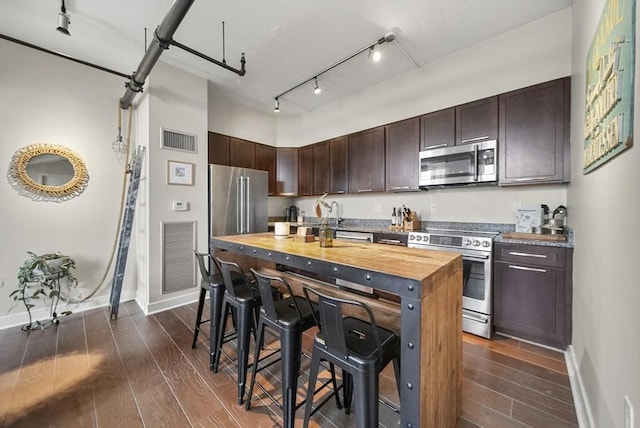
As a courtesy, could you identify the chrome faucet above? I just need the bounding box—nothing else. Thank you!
[329,201,342,225]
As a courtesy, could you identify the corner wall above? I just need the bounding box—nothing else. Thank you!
[569,1,640,427]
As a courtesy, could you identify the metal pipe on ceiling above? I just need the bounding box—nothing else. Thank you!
[0,33,132,80]
[119,0,195,109]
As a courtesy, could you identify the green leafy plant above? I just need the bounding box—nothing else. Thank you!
[10,251,78,330]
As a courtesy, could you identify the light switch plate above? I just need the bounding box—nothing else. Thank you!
[173,200,188,211]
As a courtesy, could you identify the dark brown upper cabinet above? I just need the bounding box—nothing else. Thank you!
[298,145,313,196]
[498,77,570,185]
[455,96,498,145]
[386,117,420,191]
[208,132,230,165]
[420,107,455,150]
[313,141,330,195]
[276,147,298,196]
[348,127,385,194]
[329,137,348,194]
[255,143,276,195]
[229,137,256,168]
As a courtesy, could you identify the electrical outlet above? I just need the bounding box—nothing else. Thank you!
[430,203,437,213]
[625,395,634,428]
[374,204,382,213]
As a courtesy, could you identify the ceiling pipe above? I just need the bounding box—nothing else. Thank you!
[119,0,195,110]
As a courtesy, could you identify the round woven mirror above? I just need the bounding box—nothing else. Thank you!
[7,144,89,202]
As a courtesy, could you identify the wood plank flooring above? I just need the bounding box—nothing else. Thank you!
[0,300,578,427]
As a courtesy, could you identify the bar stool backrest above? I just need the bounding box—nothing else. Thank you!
[250,269,304,322]
[302,286,384,362]
[194,251,212,283]
[215,257,256,299]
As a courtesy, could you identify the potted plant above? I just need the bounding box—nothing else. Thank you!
[10,251,79,330]
[314,193,333,247]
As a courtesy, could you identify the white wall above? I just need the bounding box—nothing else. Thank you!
[208,82,278,145]
[570,1,640,427]
[143,62,209,314]
[0,39,138,328]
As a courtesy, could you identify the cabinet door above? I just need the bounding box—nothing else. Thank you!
[229,138,255,168]
[493,261,566,348]
[298,145,313,196]
[329,136,348,194]
[276,148,298,196]
[313,141,330,195]
[386,117,420,191]
[455,96,498,145]
[208,132,229,165]
[420,107,455,150]
[348,127,385,193]
[498,78,570,185]
[255,143,276,196]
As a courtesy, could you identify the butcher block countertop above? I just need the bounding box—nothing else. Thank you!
[212,232,461,298]
[211,232,463,427]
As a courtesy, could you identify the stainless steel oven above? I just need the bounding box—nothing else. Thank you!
[419,140,497,187]
[408,229,497,338]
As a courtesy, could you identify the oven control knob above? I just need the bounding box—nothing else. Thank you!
[464,239,472,246]
[409,234,415,241]
[473,240,480,247]
[482,241,490,247]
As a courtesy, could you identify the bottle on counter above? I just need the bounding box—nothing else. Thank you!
[392,207,397,226]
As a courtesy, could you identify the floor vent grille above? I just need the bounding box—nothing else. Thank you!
[162,221,196,294]
[161,128,197,153]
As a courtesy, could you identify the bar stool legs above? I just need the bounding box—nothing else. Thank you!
[191,285,208,349]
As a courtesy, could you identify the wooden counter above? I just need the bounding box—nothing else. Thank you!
[211,232,462,427]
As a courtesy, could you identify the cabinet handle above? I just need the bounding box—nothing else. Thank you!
[512,177,549,181]
[461,136,490,143]
[279,192,296,196]
[391,186,411,190]
[508,264,547,273]
[508,251,547,258]
[334,190,346,194]
[357,189,373,193]
[378,239,401,245]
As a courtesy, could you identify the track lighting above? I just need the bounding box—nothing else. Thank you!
[369,46,381,62]
[56,0,71,36]
[274,98,280,113]
[273,28,400,112]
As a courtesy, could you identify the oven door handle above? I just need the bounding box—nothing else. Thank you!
[461,253,489,260]
[462,312,489,323]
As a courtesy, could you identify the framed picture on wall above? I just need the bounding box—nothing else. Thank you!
[167,160,194,186]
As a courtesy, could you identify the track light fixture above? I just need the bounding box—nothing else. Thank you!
[56,0,71,36]
[313,77,321,95]
[273,28,399,112]
[274,98,280,113]
[369,46,382,62]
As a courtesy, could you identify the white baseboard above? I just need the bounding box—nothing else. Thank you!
[0,289,137,330]
[141,289,200,316]
[565,344,596,428]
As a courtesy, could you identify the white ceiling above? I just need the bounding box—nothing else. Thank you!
[0,0,572,115]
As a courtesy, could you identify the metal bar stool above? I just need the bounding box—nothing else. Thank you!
[245,269,342,428]
[192,251,245,369]
[302,286,401,428]
[213,257,262,405]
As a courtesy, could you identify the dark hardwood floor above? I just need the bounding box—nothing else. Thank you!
[0,300,578,427]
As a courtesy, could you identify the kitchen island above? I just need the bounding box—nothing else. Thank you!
[211,232,462,428]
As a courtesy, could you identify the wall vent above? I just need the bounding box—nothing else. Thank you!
[161,128,197,153]
[162,221,196,294]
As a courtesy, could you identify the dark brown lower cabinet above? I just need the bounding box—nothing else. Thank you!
[493,242,572,349]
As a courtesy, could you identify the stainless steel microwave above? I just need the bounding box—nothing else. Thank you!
[419,140,497,187]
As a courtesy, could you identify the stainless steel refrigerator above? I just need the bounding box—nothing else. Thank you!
[208,164,268,237]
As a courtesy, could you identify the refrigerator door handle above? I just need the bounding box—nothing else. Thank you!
[245,176,251,232]
[237,176,244,234]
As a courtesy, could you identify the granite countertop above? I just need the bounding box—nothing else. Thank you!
[268,218,575,248]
